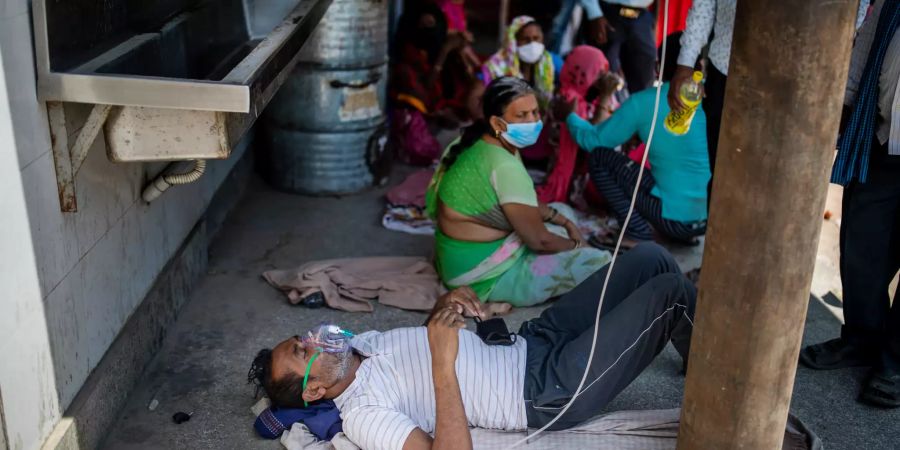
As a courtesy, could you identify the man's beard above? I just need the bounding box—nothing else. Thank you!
[323,351,353,384]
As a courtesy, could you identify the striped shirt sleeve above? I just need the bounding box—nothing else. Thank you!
[343,406,419,450]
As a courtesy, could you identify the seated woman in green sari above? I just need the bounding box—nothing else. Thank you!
[426,77,611,308]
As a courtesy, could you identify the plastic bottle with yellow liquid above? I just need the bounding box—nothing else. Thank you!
[664,71,704,136]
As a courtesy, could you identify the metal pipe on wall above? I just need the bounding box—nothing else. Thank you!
[677,1,858,448]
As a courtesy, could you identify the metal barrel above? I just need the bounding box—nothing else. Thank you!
[297,0,388,68]
[259,123,388,195]
[259,0,390,195]
[264,64,387,132]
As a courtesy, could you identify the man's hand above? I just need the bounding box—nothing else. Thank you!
[435,287,485,319]
[428,307,464,369]
[552,96,578,121]
[588,17,614,47]
[668,65,699,112]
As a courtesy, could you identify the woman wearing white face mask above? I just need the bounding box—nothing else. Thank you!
[425,77,611,310]
[480,16,560,108]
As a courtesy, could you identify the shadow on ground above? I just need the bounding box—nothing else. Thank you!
[101,172,898,449]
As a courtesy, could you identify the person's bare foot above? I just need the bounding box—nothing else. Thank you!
[482,302,513,318]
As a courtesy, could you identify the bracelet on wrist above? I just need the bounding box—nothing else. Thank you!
[545,207,559,223]
[550,208,559,220]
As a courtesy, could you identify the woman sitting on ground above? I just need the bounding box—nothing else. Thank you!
[538,45,619,205]
[480,16,561,108]
[555,33,710,245]
[389,2,471,165]
[426,77,611,309]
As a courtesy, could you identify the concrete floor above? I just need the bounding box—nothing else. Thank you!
[101,169,898,450]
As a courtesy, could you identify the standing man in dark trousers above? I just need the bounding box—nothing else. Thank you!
[801,0,900,408]
[668,0,735,205]
[591,1,656,93]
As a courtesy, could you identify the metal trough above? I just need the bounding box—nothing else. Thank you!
[34,0,332,162]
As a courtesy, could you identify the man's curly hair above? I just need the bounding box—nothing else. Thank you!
[247,347,306,408]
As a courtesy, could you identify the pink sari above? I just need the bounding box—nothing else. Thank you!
[537,46,610,204]
[437,0,467,32]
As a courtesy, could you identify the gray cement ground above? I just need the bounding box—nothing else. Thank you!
[101,170,899,450]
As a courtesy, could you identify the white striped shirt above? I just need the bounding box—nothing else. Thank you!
[845,0,900,156]
[334,328,528,450]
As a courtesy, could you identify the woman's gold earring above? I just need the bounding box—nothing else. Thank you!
[494,129,500,138]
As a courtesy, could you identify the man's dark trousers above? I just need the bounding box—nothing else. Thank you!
[840,144,900,370]
[520,243,696,429]
[597,2,657,93]
[703,61,728,206]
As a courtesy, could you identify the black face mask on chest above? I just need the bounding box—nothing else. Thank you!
[474,317,517,346]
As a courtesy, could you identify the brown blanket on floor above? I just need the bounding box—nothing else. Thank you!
[262,257,444,312]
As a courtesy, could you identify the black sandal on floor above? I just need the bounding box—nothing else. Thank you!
[588,232,635,255]
[860,368,900,408]
[799,338,877,370]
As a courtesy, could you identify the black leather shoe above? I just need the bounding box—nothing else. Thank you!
[860,367,900,408]
[799,338,877,370]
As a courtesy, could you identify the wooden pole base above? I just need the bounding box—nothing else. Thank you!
[677,1,858,449]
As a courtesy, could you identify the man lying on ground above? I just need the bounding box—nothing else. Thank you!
[250,243,696,450]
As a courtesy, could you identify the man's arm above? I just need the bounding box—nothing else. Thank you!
[406,308,472,450]
[578,0,603,19]
[676,0,715,69]
[845,1,880,107]
[669,0,715,111]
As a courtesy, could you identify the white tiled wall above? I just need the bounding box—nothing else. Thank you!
[0,5,62,450]
[0,2,251,449]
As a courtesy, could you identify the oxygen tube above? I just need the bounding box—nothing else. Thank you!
[506,1,673,446]
[300,324,355,407]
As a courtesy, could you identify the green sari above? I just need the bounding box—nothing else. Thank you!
[426,139,610,307]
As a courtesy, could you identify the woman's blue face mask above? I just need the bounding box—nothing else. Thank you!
[499,118,543,148]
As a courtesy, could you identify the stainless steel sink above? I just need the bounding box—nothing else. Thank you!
[33,0,332,163]
[35,0,331,113]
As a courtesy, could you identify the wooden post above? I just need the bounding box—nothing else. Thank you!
[677,1,858,449]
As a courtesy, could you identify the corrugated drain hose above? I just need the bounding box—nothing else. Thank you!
[141,159,207,203]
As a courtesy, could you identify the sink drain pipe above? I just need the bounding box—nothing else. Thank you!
[142,159,207,203]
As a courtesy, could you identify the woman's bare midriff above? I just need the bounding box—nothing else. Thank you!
[437,202,509,242]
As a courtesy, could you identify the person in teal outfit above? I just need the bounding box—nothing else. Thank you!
[556,33,710,244]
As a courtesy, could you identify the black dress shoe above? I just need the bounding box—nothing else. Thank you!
[860,367,900,408]
[799,338,877,370]
[298,291,326,309]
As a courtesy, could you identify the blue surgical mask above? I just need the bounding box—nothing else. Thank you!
[500,119,543,148]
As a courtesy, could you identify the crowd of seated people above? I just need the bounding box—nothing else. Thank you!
[388,1,710,307]
[248,2,750,448]
[246,4,896,450]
